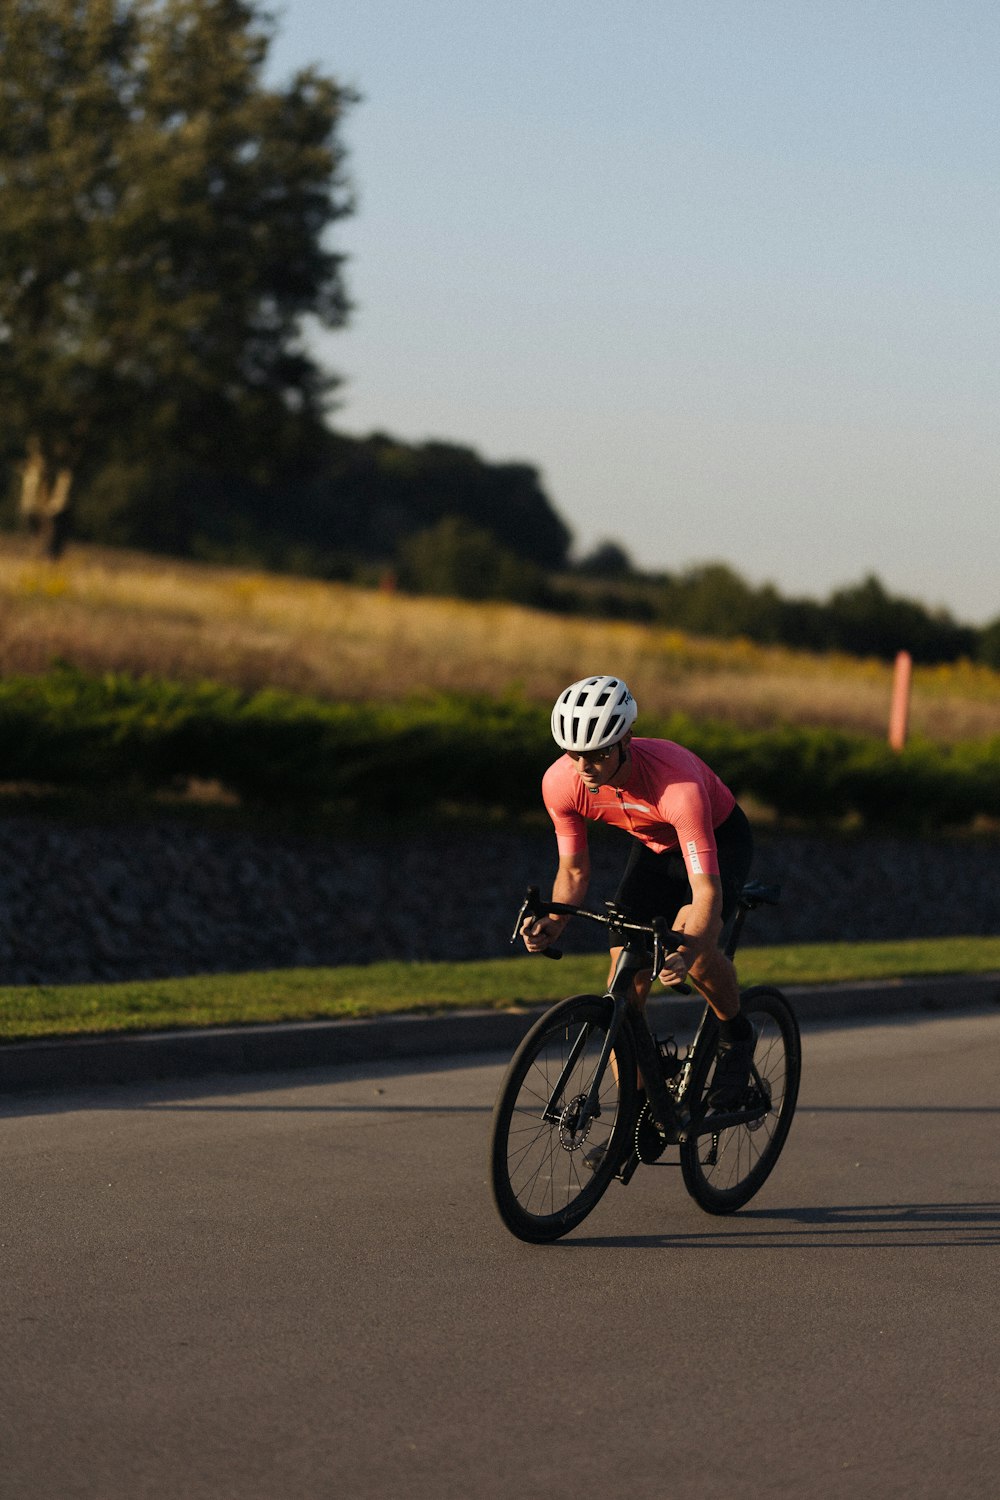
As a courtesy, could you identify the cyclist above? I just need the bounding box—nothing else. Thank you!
[520,674,755,1108]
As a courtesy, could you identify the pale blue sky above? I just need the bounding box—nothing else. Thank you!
[269,2,1000,624]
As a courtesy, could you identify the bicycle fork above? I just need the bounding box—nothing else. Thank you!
[541,996,626,1133]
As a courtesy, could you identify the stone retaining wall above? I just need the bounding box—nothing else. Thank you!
[1,812,996,984]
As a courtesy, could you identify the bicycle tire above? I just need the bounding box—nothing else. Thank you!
[679,986,800,1215]
[489,994,638,1243]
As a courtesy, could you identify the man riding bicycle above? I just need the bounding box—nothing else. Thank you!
[520,675,756,1108]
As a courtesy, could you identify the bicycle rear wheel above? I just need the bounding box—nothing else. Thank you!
[679,986,800,1215]
[489,995,638,1243]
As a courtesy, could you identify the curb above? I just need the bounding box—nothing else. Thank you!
[1,972,999,1096]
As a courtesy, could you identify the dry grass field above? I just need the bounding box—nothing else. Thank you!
[1,537,998,742]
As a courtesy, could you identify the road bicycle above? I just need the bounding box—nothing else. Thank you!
[489,881,801,1243]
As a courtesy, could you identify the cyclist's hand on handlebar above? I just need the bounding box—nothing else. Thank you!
[658,951,689,987]
[520,915,563,953]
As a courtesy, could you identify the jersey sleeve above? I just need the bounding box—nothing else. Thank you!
[667,781,721,878]
[541,761,588,858]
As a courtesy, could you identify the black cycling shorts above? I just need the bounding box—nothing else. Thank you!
[611,803,754,936]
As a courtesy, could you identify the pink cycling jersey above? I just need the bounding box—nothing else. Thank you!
[542,738,736,878]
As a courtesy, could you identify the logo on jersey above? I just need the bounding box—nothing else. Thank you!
[685,840,704,875]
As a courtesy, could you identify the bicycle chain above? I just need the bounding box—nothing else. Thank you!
[634,1102,668,1164]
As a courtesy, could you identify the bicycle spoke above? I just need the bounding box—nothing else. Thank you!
[679,987,801,1214]
[490,997,637,1240]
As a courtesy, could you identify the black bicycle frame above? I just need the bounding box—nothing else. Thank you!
[540,943,690,1145]
[514,882,781,1148]
[539,949,771,1149]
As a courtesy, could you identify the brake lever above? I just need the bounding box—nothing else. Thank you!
[509,884,541,946]
[512,885,563,959]
[653,921,691,995]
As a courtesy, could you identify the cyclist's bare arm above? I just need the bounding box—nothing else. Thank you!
[520,851,590,951]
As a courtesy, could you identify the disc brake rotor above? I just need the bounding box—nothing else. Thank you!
[744,1079,773,1132]
[558,1094,593,1151]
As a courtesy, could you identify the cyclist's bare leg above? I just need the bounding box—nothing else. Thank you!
[607,950,652,1087]
[604,941,742,1090]
[606,950,653,1005]
[607,944,741,1022]
[687,945,740,1020]
[670,900,741,1021]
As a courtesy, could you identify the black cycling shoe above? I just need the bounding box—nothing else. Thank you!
[707,1035,755,1110]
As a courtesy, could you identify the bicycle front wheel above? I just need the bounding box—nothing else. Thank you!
[679,986,801,1215]
[489,995,638,1243]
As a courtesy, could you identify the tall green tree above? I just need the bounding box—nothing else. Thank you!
[397,516,550,605]
[0,0,354,555]
[824,574,977,662]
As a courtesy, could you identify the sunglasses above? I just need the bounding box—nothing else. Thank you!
[566,745,618,764]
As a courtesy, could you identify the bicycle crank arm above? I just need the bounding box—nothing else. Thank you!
[616,1149,641,1186]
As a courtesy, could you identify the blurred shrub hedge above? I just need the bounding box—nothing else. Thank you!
[1,668,997,831]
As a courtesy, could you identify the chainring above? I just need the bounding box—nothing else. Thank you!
[634,1101,668,1164]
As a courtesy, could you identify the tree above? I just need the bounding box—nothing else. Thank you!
[659,562,767,638]
[0,0,355,556]
[825,574,977,663]
[281,432,572,574]
[364,437,571,569]
[397,516,550,605]
[976,616,1000,670]
[575,539,635,578]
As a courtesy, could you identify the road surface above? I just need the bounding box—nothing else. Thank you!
[2,1009,998,1498]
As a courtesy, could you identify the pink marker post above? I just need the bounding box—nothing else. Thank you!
[888,650,912,752]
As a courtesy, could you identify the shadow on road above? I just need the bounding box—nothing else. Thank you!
[0,1051,505,1118]
[136,1100,492,1113]
[564,1200,1000,1250]
[799,1105,1000,1114]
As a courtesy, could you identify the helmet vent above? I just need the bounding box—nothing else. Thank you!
[550,675,638,754]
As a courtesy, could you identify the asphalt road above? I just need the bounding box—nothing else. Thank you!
[2,1009,999,1500]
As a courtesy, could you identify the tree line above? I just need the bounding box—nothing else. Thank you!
[557,555,1000,668]
[5,418,995,666]
[1,0,996,671]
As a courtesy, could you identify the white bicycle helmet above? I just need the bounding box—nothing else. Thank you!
[551,676,637,753]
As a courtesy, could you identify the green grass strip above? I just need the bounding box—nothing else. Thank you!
[1,937,999,1043]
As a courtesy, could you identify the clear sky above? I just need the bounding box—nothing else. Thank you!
[268,1,1000,625]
